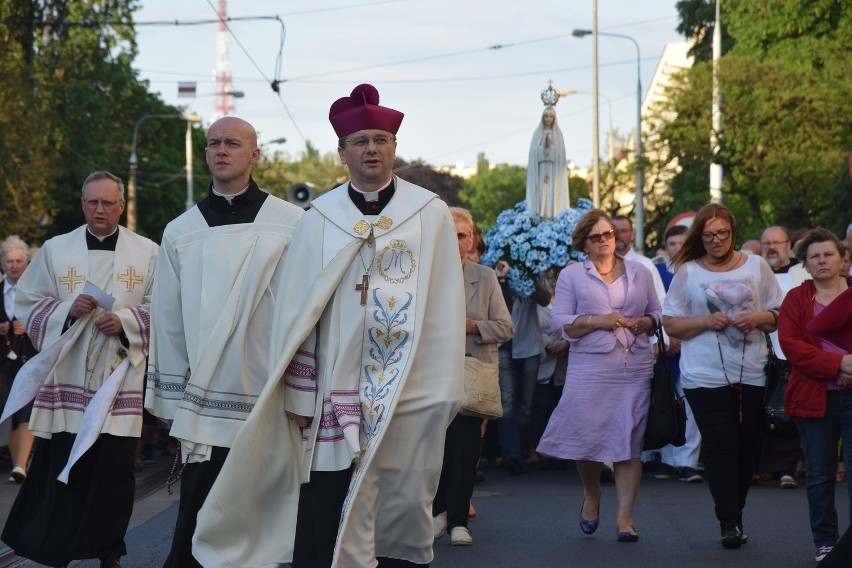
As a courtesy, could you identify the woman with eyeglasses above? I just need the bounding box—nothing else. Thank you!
[662,203,783,549]
[538,209,661,543]
[432,207,514,546]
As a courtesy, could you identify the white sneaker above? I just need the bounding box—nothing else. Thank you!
[450,526,473,546]
[433,512,447,539]
[10,466,25,483]
[815,545,834,562]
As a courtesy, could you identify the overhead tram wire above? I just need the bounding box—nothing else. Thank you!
[1,15,284,28]
[421,95,634,165]
[281,33,577,82]
[139,55,657,87]
[6,0,414,28]
[203,0,307,146]
[283,57,662,85]
[11,14,665,88]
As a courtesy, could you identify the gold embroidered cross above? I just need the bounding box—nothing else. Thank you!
[118,266,143,292]
[356,274,370,306]
[60,267,85,293]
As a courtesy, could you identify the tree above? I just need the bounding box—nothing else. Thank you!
[252,141,347,200]
[664,0,852,237]
[458,154,527,229]
[1,1,208,243]
[395,159,463,206]
[674,0,736,62]
[0,0,54,242]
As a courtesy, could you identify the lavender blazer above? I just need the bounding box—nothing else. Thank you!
[550,258,662,354]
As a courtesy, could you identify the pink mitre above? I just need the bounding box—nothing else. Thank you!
[329,84,404,138]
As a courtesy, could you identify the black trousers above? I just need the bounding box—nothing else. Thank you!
[433,413,482,529]
[164,445,229,568]
[2,433,136,567]
[531,379,563,449]
[292,466,429,568]
[684,384,765,530]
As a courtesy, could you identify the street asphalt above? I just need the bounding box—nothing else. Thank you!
[0,454,847,567]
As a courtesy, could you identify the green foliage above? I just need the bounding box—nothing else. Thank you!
[569,175,591,204]
[674,0,736,62]
[458,154,527,230]
[252,142,348,199]
[664,0,852,238]
[0,0,54,242]
[395,159,463,206]
[0,0,209,244]
[458,154,590,233]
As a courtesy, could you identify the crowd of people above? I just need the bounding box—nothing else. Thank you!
[0,82,850,568]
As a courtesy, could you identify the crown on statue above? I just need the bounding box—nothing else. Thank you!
[540,81,559,107]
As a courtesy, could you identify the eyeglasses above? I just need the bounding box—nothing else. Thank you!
[761,240,789,247]
[587,229,616,243]
[701,229,731,243]
[345,135,396,148]
[82,199,121,210]
[457,232,471,240]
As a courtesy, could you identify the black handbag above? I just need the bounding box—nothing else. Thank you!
[764,333,798,438]
[642,326,687,451]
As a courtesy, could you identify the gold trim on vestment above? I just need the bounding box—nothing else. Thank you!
[60,267,86,293]
[377,239,416,284]
[118,265,144,292]
[353,215,394,237]
[354,220,370,235]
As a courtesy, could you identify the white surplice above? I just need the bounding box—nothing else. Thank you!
[193,177,466,568]
[15,225,158,439]
[144,196,303,460]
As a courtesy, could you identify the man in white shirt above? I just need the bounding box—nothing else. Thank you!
[613,215,666,302]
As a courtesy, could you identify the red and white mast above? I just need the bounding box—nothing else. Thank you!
[212,0,235,120]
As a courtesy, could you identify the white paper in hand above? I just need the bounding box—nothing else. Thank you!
[83,280,116,311]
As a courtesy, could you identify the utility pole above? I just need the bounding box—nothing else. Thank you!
[709,0,724,203]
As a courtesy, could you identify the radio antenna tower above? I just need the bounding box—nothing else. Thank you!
[212,0,236,121]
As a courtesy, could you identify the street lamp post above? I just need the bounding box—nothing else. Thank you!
[184,119,195,212]
[573,29,645,253]
[128,113,202,231]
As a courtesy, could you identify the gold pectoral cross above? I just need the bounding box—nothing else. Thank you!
[356,274,369,306]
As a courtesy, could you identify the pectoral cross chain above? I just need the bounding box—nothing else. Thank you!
[356,274,370,306]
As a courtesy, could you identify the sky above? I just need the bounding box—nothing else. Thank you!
[132,0,686,171]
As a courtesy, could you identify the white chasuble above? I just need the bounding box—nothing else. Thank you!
[193,178,466,568]
[13,226,158,439]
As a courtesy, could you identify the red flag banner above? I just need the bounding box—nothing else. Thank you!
[178,82,197,98]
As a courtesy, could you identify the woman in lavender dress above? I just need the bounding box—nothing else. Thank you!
[538,210,661,542]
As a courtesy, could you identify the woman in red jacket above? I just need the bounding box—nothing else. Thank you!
[779,228,852,564]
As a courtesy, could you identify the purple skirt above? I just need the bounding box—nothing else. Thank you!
[537,348,652,463]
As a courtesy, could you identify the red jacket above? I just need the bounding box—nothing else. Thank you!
[779,280,845,418]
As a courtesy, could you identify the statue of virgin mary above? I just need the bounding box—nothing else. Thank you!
[526,106,569,218]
